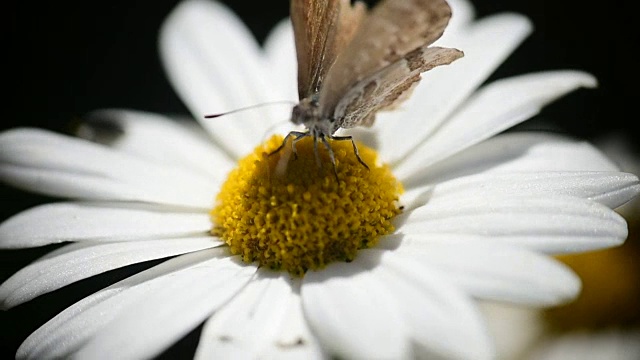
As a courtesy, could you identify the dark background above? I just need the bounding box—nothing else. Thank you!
[1,0,634,358]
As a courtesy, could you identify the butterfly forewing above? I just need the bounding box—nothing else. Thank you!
[332,0,367,64]
[291,0,366,99]
[319,0,455,117]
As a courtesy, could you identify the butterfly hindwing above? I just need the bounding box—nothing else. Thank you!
[319,0,455,118]
[334,46,463,129]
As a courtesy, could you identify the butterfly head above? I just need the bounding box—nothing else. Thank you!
[291,97,336,137]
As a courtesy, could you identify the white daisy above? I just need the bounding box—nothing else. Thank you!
[1,0,638,359]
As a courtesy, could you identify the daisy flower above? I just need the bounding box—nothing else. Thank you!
[1,0,639,359]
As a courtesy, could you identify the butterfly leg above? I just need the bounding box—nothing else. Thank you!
[269,131,308,159]
[320,136,339,181]
[329,135,370,170]
[292,132,310,161]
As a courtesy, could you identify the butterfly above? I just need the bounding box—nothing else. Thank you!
[277,0,464,175]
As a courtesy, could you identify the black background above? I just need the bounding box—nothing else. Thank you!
[1,0,635,358]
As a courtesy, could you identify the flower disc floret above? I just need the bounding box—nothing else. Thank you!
[212,135,403,276]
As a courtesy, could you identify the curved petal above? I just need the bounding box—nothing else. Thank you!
[0,237,221,309]
[195,270,325,360]
[159,0,290,158]
[0,165,218,209]
[478,302,545,360]
[439,0,476,36]
[0,129,217,208]
[301,251,409,360]
[17,248,238,359]
[377,13,533,163]
[396,196,628,254]
[395,71,598,179]
[389,235,581,306]
[266,285,328,360]
[403,132,621,188]
[73,253,256,359]
[423,171,640,210]
[0,202,212,248]
[77,109,235,182]
[376,249,493,359]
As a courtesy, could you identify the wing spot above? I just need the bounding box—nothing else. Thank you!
[405,48,426,71]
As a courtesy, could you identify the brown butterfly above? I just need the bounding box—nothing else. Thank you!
[279,0,464,174]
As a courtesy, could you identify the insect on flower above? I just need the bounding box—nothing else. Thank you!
[209,0,464,176]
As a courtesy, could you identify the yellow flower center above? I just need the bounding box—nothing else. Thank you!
[211,135,403,276]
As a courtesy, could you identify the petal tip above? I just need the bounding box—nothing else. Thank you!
[576,71,599,88]
[489,12,535,37]
[626,181,640,199]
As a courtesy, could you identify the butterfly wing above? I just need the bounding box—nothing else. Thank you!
[318,0,457,119]
[334,46,463,129]
[291,0,366,99]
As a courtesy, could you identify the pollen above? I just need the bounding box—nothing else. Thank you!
[211,135,403,276]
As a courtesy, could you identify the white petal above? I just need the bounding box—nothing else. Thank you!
[74,253,256,360]
[195,270,325,360]
[400,171,640,213]
[440,0,476,37]
[195,272,291,359]
[405,132,621,188]
[424,171,640,210]
[478,302,545,360]
[0,128,217,208]
[0,237,221,309]
[397,196,628,253]
[389,235,581,306]
[267,285,327,360]
[302,251,409,360]
[377,13,533,163]
[159,0,289,158]
[0,165,217,209]
[399,185,436,212]
[528,328,640,360]
[263,19,298,105]
[77,109,235,182]
[395,71,598,179]
[376,249,493,360]
[0,202,212,248]
[18,248,236,359]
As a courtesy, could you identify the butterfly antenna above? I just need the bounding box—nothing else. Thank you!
[204,100,296,119]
